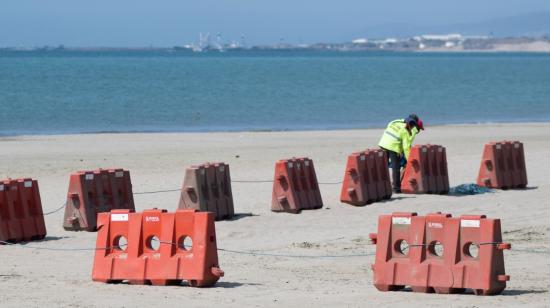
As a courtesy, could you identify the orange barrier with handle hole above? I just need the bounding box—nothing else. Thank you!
[92,208,223,287]
[370,212,510,295]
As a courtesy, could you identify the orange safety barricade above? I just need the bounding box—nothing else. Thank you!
[401,145,449,194]
[0,178,47,243]
[271,157,323,213]
[370,212,510,295]
[369,212,419,291]
[92,208,223,287]
[63,168,135,231]
[340,152,371,206]
[435,146,450,193]
[178,162,235,220]
[340,150,391,206]
[477,141,527,189]
[371,149,393,199]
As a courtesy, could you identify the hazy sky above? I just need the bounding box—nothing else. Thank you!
[1,0,550,46]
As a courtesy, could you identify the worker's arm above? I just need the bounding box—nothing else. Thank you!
[401,129,414,160]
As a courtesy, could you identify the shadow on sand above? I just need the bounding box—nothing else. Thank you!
[501,289,547,296]
[214,281,262,289]
[227,212,259,221]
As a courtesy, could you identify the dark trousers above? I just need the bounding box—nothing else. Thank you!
[383,148,401,190]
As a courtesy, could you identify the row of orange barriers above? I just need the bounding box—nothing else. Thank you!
[369,212,510,295]
[91,208,512,293]
[62,163,236,231]
[339,143,450,205]
[3,140,529,234]
[1,140,529,241]
[338,140,527,205]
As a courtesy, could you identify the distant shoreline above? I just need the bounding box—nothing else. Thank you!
[2,39,550,53]
[2,48,550,54]
[2,121,549,139]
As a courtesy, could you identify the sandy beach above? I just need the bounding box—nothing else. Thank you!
[0,123,549,307]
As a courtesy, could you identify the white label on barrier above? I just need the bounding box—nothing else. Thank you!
[145,216,160,222]
[496,144,502,150]
[0,185,3,191]
[219,166,225,172]
[461,219,480,228]
[438,148,443,152]
[111,213,128,221]
[200,169,205,175]
[24,181,32,188]
[378,152,383,157]
[288,162,293,168]
[85,174,94,180]
[305,160,310,167]
[514,143,520,149]
[115,171,123,178]
[422,148,427,153]
[392,217,411,225]
[360,155,365,161]
[428,222,443,229]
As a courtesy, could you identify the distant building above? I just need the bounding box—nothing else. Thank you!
[419,33,462,41]
[445,41,456,48]
[352,38,368,44]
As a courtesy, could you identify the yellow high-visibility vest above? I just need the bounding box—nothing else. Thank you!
[378,119,419,160]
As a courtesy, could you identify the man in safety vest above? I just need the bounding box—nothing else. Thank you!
[378,114,424,193]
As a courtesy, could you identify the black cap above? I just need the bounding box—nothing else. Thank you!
[408,114,419,122]
[405,116,417,127]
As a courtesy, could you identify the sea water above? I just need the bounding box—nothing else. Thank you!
[1,50,549,136]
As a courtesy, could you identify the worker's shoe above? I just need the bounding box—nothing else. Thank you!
[393,188,402,193]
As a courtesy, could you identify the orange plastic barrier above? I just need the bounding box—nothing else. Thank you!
[370,212,510,295]
[477,141,527,189]
[401,145,449,194]
[63,168,135,231]
[271,157,323,213]
[178,162,234,220]
[340,149,392,206]
[0,178,47,243]
[92,208,223,287]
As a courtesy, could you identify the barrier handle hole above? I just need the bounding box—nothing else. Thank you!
[428,241,444,257]
[464,242,479,259]
[178,235,193,251]
[147,235,161,251]
[113,235,128,251]
[394,239,409,256]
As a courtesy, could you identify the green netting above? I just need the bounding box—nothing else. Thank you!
[449,183,493,195]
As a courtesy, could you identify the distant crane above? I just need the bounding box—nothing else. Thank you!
[188,32,246,52]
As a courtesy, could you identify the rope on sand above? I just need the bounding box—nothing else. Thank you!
[42,202,67,215]
[130,179,342,196]
[3,237,550,257]
[0,239,373,258]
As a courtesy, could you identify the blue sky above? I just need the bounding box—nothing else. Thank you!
[1,0,550,46]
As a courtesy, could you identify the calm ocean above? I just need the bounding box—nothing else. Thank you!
[1,50,549,136]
